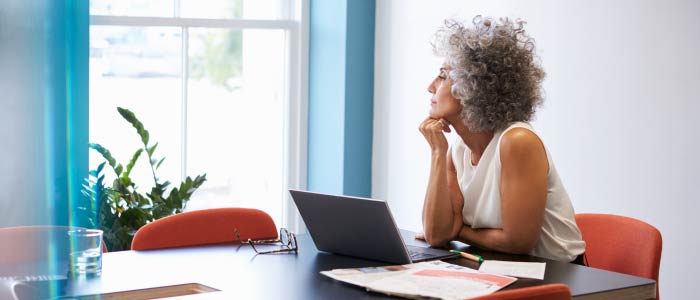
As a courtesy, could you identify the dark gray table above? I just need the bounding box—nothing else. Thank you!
[59,231,655,300]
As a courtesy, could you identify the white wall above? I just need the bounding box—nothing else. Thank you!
[373,1,699,299]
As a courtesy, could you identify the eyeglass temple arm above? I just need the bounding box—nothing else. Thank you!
[256,248,297,254]
[248,238,297,253]
[247,238,281,244]
[252,245,298,254]
[235,228,281,244]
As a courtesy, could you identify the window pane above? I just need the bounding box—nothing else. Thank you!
[185,28,287,226]
[180,0,285,20]
[89,26,183,191]
[90,0,174,17]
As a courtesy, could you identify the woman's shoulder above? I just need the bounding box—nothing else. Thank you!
[499,125,545,158]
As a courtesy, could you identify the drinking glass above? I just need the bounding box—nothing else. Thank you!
[67,229,103,276]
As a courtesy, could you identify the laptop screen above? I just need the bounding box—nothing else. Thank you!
[289,190,455,264]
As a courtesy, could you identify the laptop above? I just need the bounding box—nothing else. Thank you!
[289,189,458,264]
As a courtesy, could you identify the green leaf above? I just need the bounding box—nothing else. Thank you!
[156,157,166,169]
[123,149,143,178]
[161,181,172,190]
[89,143,119,175]
[147,142,158,157]
[118,107,150,146]
[115,164,123,176]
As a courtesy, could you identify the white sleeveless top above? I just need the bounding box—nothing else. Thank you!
[451,122,585,261]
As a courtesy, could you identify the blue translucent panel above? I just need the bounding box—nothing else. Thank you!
[0,1,89,298]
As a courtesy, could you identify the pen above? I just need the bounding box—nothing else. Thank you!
[450,250,484,263]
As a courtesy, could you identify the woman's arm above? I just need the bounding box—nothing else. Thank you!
[420,119,464,247]
[456,128,548,254]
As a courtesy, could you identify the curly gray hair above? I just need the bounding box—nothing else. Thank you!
[432,16,545,132]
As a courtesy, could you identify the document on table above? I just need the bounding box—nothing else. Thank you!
[478,260,546,280]
[322,260,517,300]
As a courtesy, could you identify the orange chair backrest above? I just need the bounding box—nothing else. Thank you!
[0,225,107,278]
[470,283,571,300]
[131,208,278,250]
[575,213,662,299]
[0,226,72,265]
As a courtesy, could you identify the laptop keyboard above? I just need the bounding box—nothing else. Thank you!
[407,245,440,260]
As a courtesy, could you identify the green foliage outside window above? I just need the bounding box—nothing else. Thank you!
[189,1,243,91]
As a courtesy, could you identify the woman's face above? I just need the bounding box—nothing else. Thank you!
[428,64,462,119]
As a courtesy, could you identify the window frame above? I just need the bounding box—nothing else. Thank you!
[88,0,309,231]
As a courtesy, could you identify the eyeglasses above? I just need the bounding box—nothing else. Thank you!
[234,227,298,254]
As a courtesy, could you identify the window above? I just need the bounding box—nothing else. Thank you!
[89,0,308,228]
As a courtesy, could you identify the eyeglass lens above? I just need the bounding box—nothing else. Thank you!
[280,228,289,245]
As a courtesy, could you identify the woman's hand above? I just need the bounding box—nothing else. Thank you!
[419,117,451,153]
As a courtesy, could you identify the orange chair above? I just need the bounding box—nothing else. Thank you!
[0,226,107,264]
[131,208,278,250]
[0,226,71,268]
[576,213,662,299]
[470,284,571,300]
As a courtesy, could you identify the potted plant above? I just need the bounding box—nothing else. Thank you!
[82,107,206,251]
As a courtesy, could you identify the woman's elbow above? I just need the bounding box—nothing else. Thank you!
[508,237,538,254]
[424,232,452,248]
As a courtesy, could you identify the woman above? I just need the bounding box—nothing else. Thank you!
[419,16,585,263]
